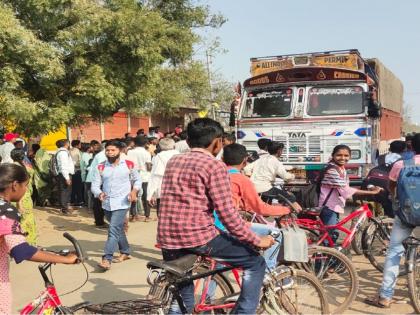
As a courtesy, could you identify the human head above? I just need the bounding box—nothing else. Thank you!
[14,141,24,149]
[267,141,284,157]
[71,139,81,149]
[56,139,69,149]
[155,126,160,133]
[222,132,236,146]
[4,133,18,143]
[159,138,175,151]
[0,163,29,202]
[149,137,158,145]
[31,144,41,155]
[149,127,155,134]
[257,138,272,151]
[223,144,248,169]
[104,140,122,163]
[179,131,188,140]
[412,133,420,154]
[331,144,351,166]
[10,148,25,165]
[389,140,406,154]
[186,118,224,156]
[90,140,101,153]
[80,142,91,153]
[125,137,135,150]
[134,136,148,147]
[136,128,145,135]
[406,134,414,151]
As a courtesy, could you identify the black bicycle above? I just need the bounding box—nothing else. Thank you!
[403,236,420,313]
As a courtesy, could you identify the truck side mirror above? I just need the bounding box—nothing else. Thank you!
[363,92,381,119]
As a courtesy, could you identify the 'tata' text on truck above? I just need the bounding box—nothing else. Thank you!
[233,49,403,185]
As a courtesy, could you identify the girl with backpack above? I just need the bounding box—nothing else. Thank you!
[319,144,382,244]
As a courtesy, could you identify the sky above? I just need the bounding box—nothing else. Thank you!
[198,0,420,123]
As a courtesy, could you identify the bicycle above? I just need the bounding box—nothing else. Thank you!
[84,231,330,314]
[20,233,90,315]
[403,236,420,313]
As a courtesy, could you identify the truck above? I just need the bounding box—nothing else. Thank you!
[234,49,403,185]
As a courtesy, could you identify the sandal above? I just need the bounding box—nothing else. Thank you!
[112,254,131,263]
[364,295,391,308]
[144,217,157,222]
[98,259,111,271]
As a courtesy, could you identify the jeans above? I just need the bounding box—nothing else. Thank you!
[58,174,72,211]
[103,208,130,261]
[319,207,339,245]
[379,216,414,299]
[250,223,282,271]
[84,182,93,210]
[162,233,266,314]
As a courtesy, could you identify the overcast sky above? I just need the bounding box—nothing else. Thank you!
[199,0,420,123]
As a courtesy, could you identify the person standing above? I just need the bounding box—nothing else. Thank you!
[0,133,19,164]
[174,131,190,153]
[55,139,75,215]
[147,138,178,215]
[128,136,153,221]
[80,142,93,210]
[70,140,84,206]
[91,140,141,270]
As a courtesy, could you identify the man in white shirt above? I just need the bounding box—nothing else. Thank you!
[174,131,190,153]
[127,136,153,221]
[55,139,75,214]
[0,133,19,164]
[249,141,301,209]
[147,138,178,215]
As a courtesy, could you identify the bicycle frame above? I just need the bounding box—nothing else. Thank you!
[20,264,63,315]
[296,204,373,248]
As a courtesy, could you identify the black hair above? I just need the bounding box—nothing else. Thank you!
[105,140,123,149]
[80,142,91,152]
[186,118,224,148]
[0,163,29,192]
[331,144,351,156]
[136,128,145,135]
[14,140,23,147]
[125,137,134,145]
[412,133,420,154]
[31,143,40,154]
[257,138,272,150]
[71,140,80,147]
[56,139,68,148]
[90,140,100,146]
[223,132,236,144]
[124,132,130,138]
[179,131,188,140]
[406,134,414,141]
[134,136,148,147]
[10,148,25,165]
[267,141,284,155]
[389,140,406,154]
[223,144,248,166]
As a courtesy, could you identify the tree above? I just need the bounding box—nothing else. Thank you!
[0,0,225,136]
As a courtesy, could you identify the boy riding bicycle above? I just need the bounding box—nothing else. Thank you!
[157,118,274,314]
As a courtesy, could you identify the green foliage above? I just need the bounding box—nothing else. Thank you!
[0,0,224,136]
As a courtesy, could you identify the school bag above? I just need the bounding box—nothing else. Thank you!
[360,159,401,202]
[396,158,420,227]
[49,153,59,177]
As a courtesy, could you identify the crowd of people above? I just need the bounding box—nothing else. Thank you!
[0,119,419,314]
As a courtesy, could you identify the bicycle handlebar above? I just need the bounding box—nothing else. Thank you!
[63,232,85,262]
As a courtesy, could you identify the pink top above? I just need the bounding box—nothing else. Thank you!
[319,166,357,213]
[0,234,28,315]
[389,155,420,181]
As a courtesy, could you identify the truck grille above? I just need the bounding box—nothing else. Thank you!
[274,135,321,162]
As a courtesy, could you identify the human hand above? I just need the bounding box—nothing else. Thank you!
[149,198,157,207]
[370,186,383,194]
[257,235,275,249]
[63,252,79,264]
[128,190,138,202]
[99,192,106,202]
[66,179,72,186]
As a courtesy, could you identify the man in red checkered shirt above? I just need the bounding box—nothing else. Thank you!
[158,118,274,314]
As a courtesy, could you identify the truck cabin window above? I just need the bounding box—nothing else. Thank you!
[308,87,364,116]
[242,90,292,118]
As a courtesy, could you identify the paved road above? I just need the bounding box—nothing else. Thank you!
[11,207,416,314]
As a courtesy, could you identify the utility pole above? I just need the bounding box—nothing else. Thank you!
[206,50,216,120]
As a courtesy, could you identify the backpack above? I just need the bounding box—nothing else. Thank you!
[49,153,59,177]
[360,158,401,202]
[296,164,335,209]
[396,158,420,227]
[97,159,136,181]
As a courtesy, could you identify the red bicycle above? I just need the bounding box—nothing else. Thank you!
[20,233,90,315]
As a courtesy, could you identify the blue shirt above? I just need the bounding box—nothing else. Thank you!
[91,159,142,211]
[85,151,106,183]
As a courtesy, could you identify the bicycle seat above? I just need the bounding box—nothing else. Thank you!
[147,254,198,277]
[301,207,323,216]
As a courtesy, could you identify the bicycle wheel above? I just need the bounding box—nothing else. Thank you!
[362,218,408,276]
[407,245,420,313]
[260,267,329,314]
[350,218,368,255]
[298,246,359,314]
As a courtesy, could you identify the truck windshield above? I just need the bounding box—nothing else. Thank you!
[242,90,292,118]
[307,86,363,116]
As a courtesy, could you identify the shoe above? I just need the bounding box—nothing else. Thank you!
[96,223,109,229]
[112,254,131,263]
[144,217,157,222]
[98,259,111,271]
[364,295,391,308]
[135,215,145,221]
